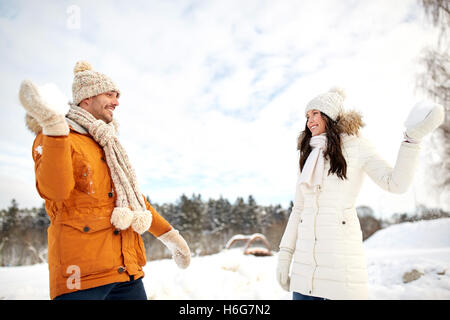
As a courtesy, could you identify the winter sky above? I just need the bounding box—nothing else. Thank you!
[0,0,442,218]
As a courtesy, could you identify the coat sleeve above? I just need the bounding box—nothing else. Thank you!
[279,173,304,252]
[32,134,75,201]
[143,196,173,237]
[359,137,421,194]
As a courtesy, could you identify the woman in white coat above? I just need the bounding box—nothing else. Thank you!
[276,87,444,300]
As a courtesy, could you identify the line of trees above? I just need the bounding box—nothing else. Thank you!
[145,194,291,259]
[1,195,449,266]
[0,195,291,266]
[0,200,50,266]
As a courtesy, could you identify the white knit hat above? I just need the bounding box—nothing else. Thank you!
[72,61,120,106]
[305,87,346,121]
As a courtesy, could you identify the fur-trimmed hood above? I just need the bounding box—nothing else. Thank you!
[25,113,88,135]
[25,113,119,135]
[25,113,42,135]
[336,110,365,136]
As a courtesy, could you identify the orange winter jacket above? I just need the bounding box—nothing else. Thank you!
[32,126,172,299]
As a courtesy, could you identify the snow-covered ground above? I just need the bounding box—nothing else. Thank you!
[0,218,449,300]
[364,218,450,299]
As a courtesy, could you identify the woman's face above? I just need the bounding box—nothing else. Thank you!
[306,109,326,136]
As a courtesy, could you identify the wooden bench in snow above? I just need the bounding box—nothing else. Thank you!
[225,233,273,256]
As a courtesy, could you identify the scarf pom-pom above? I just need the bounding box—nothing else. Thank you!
[111,207,134,230]
[131,210,153,234]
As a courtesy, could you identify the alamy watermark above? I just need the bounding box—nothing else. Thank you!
[66,5,81,30]
[66,265,81,289]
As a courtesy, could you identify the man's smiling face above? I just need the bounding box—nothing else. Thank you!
[80,91,119,124]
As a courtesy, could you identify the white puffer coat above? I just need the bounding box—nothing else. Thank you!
[279,115,420,300]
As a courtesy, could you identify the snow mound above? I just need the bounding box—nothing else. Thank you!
[364,217,450,250]
[1,218,449,300]
[364,218,450,300]
[143,248,287,300]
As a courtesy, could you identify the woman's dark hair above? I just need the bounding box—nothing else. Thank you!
[298,112,347,180]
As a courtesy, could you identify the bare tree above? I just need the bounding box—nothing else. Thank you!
[415,0,450,211]
[420,0,449,44]
[417,0,449,102]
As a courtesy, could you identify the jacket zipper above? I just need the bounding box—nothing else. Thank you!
[310,185,321,294]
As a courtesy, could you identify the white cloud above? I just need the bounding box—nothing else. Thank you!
[0,0,442,218]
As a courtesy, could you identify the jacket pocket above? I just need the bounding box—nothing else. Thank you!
[58,216,115,277]
[339,207,362,240]
[340,207,356,223]
[73,156,95,195]
[135,234,147,267]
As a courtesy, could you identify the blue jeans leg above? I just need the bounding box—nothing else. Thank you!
[54,282,114,300]
[106,278,147,300]
[54,278,147,300]
[293,291,327,300]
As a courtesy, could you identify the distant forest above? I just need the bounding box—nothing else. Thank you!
[0,195,448,266]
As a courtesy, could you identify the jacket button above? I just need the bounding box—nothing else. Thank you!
[83,226,90,232]
[114,229,120,235]
[108,192,113,198]
[118,267,125,274]
[342,221,346,225]
[309,290,312,294]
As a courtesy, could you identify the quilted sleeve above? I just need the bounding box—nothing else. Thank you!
[143,196,173,237]
[279,173,305,252]
[32,134,75,201]
[359,137,421,194]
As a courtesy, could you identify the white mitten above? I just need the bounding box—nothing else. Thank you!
[19,80,69,136]
[158,229,191,269]
[276,248,293,291]
[404,101,445,143]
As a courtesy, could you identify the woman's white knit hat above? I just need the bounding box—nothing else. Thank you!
[72,61,120,106]
[305,87,346,121]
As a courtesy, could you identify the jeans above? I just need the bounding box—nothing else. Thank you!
[54,278,147,300]
[293,291,328,300]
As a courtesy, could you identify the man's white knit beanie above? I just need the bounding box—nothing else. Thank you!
[305,87,346,121]
[72,61,120,106]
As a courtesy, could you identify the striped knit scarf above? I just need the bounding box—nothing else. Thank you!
[66,104,152,234]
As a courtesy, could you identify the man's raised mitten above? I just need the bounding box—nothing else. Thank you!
[19,80,69,136]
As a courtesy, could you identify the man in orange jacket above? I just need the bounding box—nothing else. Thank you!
[19,61,191,300]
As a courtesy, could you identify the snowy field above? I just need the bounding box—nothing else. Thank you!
[0,218,449,300]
